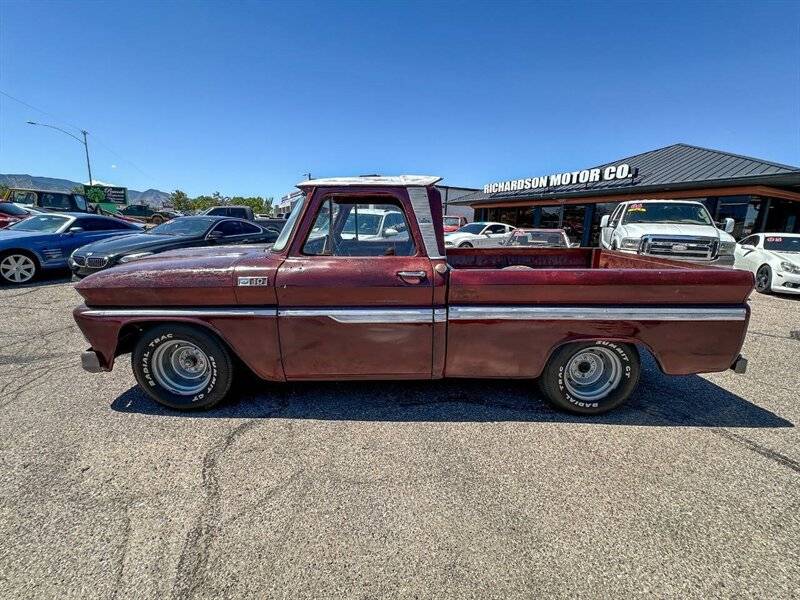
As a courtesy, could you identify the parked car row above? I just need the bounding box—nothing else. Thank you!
[0,212,280,285]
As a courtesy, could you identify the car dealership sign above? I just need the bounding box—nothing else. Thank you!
[484,163,635,194]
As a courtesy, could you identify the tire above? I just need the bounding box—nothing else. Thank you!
[538,341,640,415]
[459,242,473,248]
[132,324,233,410]
[0,251,38,285]
[755,265,773,294]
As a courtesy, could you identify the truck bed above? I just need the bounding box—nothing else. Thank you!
[446,248,753,305]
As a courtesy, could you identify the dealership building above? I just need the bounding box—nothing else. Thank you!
[451,143,800,246]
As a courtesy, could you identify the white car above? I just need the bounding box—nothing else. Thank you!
[733,233,800,295]
[444,221,515,248]
[599,200,736,266]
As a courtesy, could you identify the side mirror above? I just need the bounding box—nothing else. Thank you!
[68,226,84,234]
[740,243,755,251]
[383,227,399,238]
[484,231,493,237]
[600,215,610,228]
[724,218,735,234]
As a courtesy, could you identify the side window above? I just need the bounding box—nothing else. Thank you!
[12,191,35,205]
[609,205,624,227]
[41,193,72,210]
[486,224,506,234]
[740,235,757,247]
[213,220,245,237]
[302,197,416,257]
[76,217,112,231]
[73,195,88,211]
[240,222,262,235]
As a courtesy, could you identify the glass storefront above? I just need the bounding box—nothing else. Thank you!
[474,194,799,245]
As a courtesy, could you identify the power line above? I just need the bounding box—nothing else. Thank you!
[0,89,83,132]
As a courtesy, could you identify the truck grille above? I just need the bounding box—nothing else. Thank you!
[639,235,718,260]
[86,257,108,269]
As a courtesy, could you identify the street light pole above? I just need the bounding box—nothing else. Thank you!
[27,121,94,186]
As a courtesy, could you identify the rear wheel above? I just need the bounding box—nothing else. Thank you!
[538,341,640,415]
[0,252,38,285]
[755,265,773,294]
[132,324,233,410]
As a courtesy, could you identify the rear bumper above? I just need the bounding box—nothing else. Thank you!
[81,349,108,373]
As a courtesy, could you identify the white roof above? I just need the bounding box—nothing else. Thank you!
[297,175,442,189]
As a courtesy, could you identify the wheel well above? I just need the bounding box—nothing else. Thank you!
[115,320,252,375]
[0,248,41,267]
[540,338,658,376]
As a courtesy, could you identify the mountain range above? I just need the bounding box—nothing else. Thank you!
[0,174,171,207]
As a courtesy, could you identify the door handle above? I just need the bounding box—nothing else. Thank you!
[397,270,427,283]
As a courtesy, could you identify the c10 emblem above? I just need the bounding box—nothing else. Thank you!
[237,277,269,287]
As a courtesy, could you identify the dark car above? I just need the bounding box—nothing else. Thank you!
[255,217,286,232]
[69,215,278,277]
[116,204,180,225]
[203,205,254,220]
[4,189,91,213]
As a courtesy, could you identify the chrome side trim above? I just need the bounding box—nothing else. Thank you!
[279,308,433,324]
[81,308,278,318]
[448,306,747,321]
[434,308,447,323]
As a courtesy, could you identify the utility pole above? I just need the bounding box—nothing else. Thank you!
[27,121,94,186]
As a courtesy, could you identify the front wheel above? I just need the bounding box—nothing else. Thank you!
[0,252,38,285]
[755,265,773,294]
[538,341,640,415]
[132,324,233,410]
[459,242,473,248]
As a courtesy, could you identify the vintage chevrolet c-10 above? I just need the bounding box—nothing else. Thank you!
[73,175,754,414]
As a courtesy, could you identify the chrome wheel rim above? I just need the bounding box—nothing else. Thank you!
[564,347,623,402]
[0,254,36,283]
[151,340,211,395]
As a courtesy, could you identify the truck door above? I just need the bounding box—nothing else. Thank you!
[276,190,434,379]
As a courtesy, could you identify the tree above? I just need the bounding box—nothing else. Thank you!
[169,190,192,213]
[0,184,9,200]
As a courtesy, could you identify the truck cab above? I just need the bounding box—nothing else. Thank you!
[73,175,753,416]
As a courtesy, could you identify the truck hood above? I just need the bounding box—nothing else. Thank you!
[75,245,277,306]
[619,223,732,242]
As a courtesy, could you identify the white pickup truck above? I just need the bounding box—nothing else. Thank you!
[599,200,737,266]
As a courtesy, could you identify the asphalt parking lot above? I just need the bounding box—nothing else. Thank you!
[0,277,798,599]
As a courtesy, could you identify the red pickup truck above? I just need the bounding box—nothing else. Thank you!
[73,175,753,415]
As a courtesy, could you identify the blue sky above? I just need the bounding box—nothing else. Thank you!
[1,0,798,197]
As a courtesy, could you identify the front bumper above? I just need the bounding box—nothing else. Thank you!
[773,269,800,294]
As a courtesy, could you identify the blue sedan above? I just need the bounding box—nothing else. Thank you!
[0,212,141,284]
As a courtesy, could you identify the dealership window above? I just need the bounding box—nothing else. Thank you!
[537,205,563,229]
[764,198,800,233]
[562,204,586,245]
[714,195,763,239]
[589,202,620,247]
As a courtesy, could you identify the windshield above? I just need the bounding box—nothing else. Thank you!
[342,212,383,236]
[0,203,30,216]
[8,215,70,233]
[149,217,215,236]
[764,236,800,252]
[504,230,568,247]
[456,223,486,235]
[623,203,712,226]
[271,195,305,252]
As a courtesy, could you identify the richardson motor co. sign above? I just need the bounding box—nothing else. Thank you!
[484,163,636,194]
